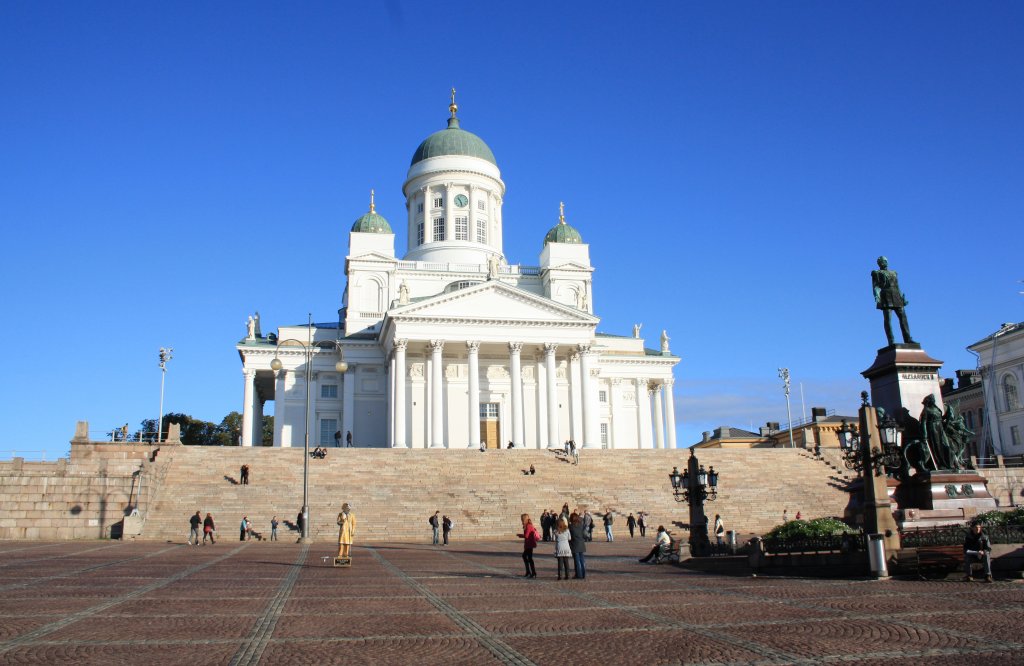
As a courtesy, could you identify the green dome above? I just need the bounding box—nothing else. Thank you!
[351,211,392,234]
[544,222,583,245]
[411,117,497,166]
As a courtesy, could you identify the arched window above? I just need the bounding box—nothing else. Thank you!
[1003,374,1020,411]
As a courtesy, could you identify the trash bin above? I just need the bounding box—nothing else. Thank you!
[867,533,888,578]
[727,530,737,554]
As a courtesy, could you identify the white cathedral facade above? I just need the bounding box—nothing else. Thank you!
[236,98,679,450]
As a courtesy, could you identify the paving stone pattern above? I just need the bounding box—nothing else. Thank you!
[0,539,1022,665]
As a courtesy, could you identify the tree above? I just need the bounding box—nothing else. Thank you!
[139,412,275,446]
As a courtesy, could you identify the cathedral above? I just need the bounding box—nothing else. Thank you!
[236,94,679,450]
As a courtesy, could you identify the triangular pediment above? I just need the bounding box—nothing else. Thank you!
[347,251,397,263]
[390,281,597,325]
[543,261,593,272]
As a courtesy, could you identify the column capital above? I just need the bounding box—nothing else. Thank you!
[577,342,594,355]
[544,342,558,355]
[611,378,622,385]
[590,368,601,378]
[430,339,445,353]
[466,340,481,352]
[243,368,256,378]
[636,377,648,385]
[394,338,408,352]
[509,341,524,354]
[663,377,675,387]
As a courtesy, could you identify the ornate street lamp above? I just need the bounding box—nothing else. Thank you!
[838,395,903,476]
[669,451,721,556]
[268,317,349,543]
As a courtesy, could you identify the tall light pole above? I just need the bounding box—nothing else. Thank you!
[157,347,173,443]
[269,315,348,543]
[778,367,795,448]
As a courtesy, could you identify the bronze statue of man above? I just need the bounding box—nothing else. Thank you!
[871,256,914,346]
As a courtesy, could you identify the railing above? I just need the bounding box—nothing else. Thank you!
[786,409,837,430]
[974,456,1000,468]
[1003,455,1024,468]
[88,430,161,444]
[0,450,52,462]
[900,524,1024,547]
[394,260,542,276]
[762,533,866,555]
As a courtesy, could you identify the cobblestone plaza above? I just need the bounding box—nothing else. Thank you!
[0,539,1021,665]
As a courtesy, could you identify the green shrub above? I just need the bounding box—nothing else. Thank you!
[974,508,1024,527]
[763,517,857,540]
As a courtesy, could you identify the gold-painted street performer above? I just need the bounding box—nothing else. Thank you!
[335,503,355,567]
[871,255,914,346]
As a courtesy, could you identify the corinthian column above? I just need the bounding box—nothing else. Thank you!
[663,378,677,449]
[241,369,255,447]
[394,340,407,448]
[652,385,665,449]
[637,378,653,449]
[467,341,480,448]
[545,343,560,448]
[579,344,599,449]
[509,342,524,447]
[430,340,445,448]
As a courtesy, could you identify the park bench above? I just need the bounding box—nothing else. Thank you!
[912,545,964,579]
[654,538,681,564]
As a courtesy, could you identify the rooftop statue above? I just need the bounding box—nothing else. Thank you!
[660,330,670,354]
[871,256,914,346]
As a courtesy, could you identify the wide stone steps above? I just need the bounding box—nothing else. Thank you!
[139,446,853,542]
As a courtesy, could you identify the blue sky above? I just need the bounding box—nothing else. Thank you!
[1,2,1021,458]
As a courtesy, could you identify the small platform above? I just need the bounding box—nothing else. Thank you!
[333,556,352,567]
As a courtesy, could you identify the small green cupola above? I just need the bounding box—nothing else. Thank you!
[351,189,392,234]
[543,201,583,246]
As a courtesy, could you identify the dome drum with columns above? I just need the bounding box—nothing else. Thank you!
[236,92,679,450]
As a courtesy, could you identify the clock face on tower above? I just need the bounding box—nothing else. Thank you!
[454,194,468,207]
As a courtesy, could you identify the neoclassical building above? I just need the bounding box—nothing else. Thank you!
[236,96,679,449]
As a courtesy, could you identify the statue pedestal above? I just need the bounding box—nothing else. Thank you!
[861,343,944,422]
[891,472,997,529]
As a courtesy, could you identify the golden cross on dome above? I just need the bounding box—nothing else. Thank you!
[369,189,376,214]
[449,87,458,118]
[559,201,566,224]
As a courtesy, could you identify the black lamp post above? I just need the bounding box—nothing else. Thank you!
[669,450,719,556]
[837,393,903,476]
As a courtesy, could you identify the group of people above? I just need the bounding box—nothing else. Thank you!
[562,440,580,465]
[517,510,591,580]
[187,510,216,545]
[625,512,648,538]
[428,510,454,545]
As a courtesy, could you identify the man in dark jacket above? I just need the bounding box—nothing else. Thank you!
[188,511,201,546]
[429,511,440,545]
[963,522,993,582]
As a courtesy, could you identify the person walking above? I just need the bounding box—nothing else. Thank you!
[188,511,201,546]
[346,431,353,447]
[603,510,615,542]
[270,516,279,541]
[240,516,248,542]
[782,508,789,523]
[554,518,572,580]
[296,510,304,538]
[637,512,647,537]
[569,512,587,579]
[516,514,539,578]
[714,514,725,546]
[429,511,440,545]
[540,510,550,542]
[203,513,216,545]
[442,515,453,545]
[627,513,637,539]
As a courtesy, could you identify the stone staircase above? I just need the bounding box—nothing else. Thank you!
[139,447,854,542]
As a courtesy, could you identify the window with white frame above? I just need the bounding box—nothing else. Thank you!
[320,418,338,446]
[417,221,424,245]
[433,197,443,208]
[599,390,607,403]
[433,217,445,241]
[600,423,609,447]
[477,199,486,211]
[454,216,468,240]
[1003,374,1020,411]
[480,403,499,418]
[417,202,424,213]
[1011,425,1021,447]
[476,219,487,243]
[321,384,338,399]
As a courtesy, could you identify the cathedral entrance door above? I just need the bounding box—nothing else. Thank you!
[480,403,500,449]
